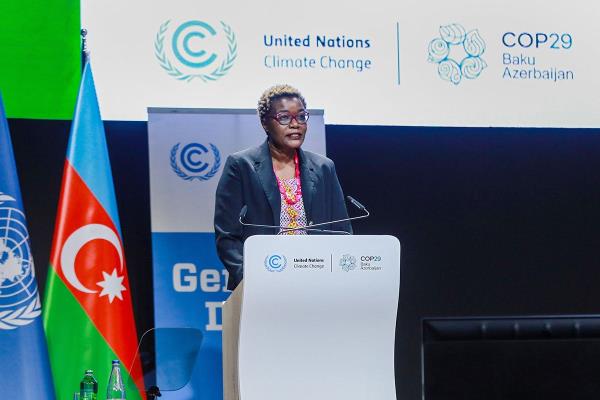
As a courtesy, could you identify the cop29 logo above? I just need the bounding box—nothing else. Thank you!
[264,254,287,272]
[427,23,486,85]
[154,19,237,82]
[170,142,221,181]
[339,254,357,272]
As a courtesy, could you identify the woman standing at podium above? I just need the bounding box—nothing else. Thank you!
[214,84,352,290]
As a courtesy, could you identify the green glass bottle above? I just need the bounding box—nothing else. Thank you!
[106,360,127,400]
[79,369,98,400]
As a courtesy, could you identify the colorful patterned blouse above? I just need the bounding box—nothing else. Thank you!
[277,177,307,235]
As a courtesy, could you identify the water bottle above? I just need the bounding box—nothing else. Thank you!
[106,359,127,400]
[79,369,98,400]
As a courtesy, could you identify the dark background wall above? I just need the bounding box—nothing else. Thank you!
[9,118,600,399]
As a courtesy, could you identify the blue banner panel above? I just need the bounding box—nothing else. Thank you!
[152,232,229,400]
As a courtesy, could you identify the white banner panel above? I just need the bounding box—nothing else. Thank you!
[149,108,326,399]
[148,108,326,232]
[83,0,600,127]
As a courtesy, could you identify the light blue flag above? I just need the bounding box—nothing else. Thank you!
[0,93,55,399]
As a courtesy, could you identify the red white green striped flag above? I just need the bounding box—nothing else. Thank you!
[43,61,144,399]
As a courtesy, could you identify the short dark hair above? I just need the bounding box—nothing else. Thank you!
[257,84,307,121]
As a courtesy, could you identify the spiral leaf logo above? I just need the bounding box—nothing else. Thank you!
[154,19,237,83]
[339,254,357,272]
[427,23,487,85]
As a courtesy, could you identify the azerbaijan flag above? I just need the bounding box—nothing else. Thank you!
[43,61,144,399]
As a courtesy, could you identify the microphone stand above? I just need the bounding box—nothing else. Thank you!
[238,218,351,235]
[238,196,370,235]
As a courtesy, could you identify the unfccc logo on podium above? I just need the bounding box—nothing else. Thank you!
[264,255,287,272]
[154,19,237,82]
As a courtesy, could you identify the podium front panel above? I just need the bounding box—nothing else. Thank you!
[238,235,400,400]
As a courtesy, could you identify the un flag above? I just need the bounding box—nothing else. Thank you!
[0,93,55,399]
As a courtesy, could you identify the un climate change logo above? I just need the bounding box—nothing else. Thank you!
[170,142,221,181]
[0,193,41,330]
[265,255,287,272]
[427,23,486,85]
[155,19,237,82]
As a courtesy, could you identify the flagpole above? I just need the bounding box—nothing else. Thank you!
[81,28,89,68]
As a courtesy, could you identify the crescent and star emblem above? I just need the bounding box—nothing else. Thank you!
[59,224,126,303]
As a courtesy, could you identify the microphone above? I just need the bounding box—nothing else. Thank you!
[239,205,248,221]
[238,196,369,235]
[347,195,366,211]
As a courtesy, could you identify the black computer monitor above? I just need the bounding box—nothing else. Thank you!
[422,316,600,400]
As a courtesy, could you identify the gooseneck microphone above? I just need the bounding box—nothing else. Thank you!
[347,196,367,212]
[239,205,350,235]
[238,196,370,235]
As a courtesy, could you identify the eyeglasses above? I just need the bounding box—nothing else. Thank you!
[270,111,310,126]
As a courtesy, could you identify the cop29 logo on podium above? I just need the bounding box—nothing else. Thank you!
[427,23,486,85]
[0,193,41,330]
[154,19,237,82]
[339,254,357,272]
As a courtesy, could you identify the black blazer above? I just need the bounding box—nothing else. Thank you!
[214,140,352,290]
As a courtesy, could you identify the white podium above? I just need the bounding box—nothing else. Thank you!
[223,235,400,400]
